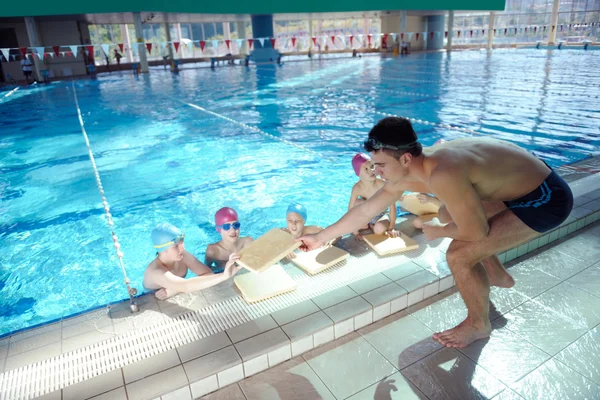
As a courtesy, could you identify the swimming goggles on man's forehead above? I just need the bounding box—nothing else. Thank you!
[363,138,419,152]
[153,233,185,250]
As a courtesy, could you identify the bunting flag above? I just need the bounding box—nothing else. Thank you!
[367,34,372,45]
[247,39,253,49]
[525,27,528,33]
[401,32,404,40]
[20,47,27,57]
[118,43,124,53]
[321,36,327,46]
[34,47,45,60]
[291,37,296,47]
[407,32,414,41]
[1,48,10,61]
[457,31,461,38]
[67,51,73,57]
[469,30,473,37]
[349,35,354,46]
[493,29,496,36]
[131,44,138,56]
[225,39,230,50]
[174,42,180,52]
[445,31,448,38]
[391,33,397,42]
[270,37,276,48]
[430,31,434,39]
[312,37,316,46]
[416,33,420,41]
[69,45,78,58]
[235,39,243,49]
[560,25,564,31]
[383,34,388,44]
[534,27,537,33]
[86,45,94,57]
[145,43,152,54]
[100,44,109,56]
[504,28,508,35]
[200,40,206,51]
[482,29,485,35]
[331,36,336,44]
[187,41,193,52]
[552,25,555,32]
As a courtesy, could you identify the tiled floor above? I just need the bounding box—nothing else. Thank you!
[203,222,600,400]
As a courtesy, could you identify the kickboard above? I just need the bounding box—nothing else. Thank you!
[234,264,297,303]
[237,228,301,273]
[363,232,419,256]
[398,193,440,215]
[291,246,349,275]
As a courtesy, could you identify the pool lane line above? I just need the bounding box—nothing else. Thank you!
[336,104,482,136]
[2,87,19,98]
[70,82,138,302]
[168,96,336,161]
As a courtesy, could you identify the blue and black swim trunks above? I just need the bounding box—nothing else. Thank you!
[503,164,573,233]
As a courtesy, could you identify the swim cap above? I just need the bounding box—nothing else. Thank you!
[215,207,239,232]
[152,223,184,252]
[352,153,370,176]
[287,202,307,223]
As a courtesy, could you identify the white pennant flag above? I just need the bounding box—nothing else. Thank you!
[69,45,79,58]
[391,33,397,42]
[187,41,193,52]
[0,48,9,61]
[101,44,110,56]
[422,32,427,40]
[321,36,327,46]
[257,37,265,47]
[132,44,138,56]
[436,31,442,38]
[407,32,414,41]
[48,52,54,58]
[357,34,364,44]
[60,52,66,57]
[34,47,45,59]
[212,40,219,49]
[235,39,243,49]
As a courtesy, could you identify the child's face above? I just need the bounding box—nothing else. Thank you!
[219,220,240,243]
[163,241,185,262]
[286,213,305,237]
[359,161,376,180]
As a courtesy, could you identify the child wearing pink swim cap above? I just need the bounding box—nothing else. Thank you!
[348,153,399,240]
[205,207,254,273]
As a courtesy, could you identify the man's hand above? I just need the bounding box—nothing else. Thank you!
[353,231,364,241]
[422,218,445,241]
[297,233,324,251]
[286,252,297,260]
[223,253,242,278]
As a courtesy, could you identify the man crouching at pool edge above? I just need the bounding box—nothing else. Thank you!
[298,117,573,348]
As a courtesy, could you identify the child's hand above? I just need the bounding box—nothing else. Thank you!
[224,253,242,278]
[386,229,400,238]
[155,287,177,300]
[286,252,297,260]
[353,231,364,241]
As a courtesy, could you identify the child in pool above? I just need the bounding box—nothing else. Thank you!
[283,202,323,259]
[205,207,254,273]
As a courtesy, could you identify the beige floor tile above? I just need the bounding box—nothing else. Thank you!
[409,291,467,333]
[566,264,600,298]
[555,326,600,385]
[270,300,320,326]
[358,312,442,370]
[63,368,124,400]
[346,372,427,400]
[176,332,231,364]
[200,383,246,399]
[88,387,127,400]
[123,349,181,383]
[8,326,61,357]
[126,365,188,400]
[238,357,335,400]
[5,341,61,371]
[534,281,600,329]
[302,332,396,399]
[510,358,600,400]
[62,328,115,353]
[403,347,506,400]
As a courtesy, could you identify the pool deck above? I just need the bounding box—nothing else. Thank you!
[1,161,600,400]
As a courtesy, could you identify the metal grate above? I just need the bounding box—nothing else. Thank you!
[0,234,446,400]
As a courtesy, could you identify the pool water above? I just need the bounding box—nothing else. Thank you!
[1,49,599,337]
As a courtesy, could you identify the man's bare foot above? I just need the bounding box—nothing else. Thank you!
[489,272,515,288]
[481,257,515,289]
[432,318,491,348]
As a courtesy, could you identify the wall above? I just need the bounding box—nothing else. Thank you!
[380,14,427,50]
[0,21,29,81]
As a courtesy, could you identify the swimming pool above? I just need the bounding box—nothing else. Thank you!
[1,49,599,337]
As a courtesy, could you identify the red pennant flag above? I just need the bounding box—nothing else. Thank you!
[493,29,496,36]
[68,51,73,57]
[383,33,388,43]
[349,35,354,45]
[312,37,317,46]
[174,42,180,52]
[430,31,434,39]
[552,25,555,32]
[86,45,94,57]
[145,43,152,54]
[525,27,528,33]
[457,31,461,38]
[504,28,508,35]
[118,43,124,53]
[53,46,60,57]
[482,29,485,36]
[291,37,296,47]
[568,24,572,29]
[331,36,336,44]
[560,25,564,31]
[445,31,448,38]
[367,34,372,45]
[469,30,473,37]
[401,32,404,40]
[225,39,230,49]
[247,39,253,49]
[534,27,537,33]
[270,38,276,48]
[20,47,27,57]
[515,28,518,34]
[416,33,420,41]
[200,41,206,51]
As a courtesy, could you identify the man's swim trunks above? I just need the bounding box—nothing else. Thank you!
[503,166,573,233]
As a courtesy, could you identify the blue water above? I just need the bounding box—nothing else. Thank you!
[1,49,599,337]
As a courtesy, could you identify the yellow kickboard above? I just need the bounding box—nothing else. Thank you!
[398,193,440,215]
[234,264,297,303]
[363,232,420,256]
[237,228,301,273]
[291,246,349,275]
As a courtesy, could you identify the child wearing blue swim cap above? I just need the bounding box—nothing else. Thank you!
[143,222,242,300]
[283,202,323,259]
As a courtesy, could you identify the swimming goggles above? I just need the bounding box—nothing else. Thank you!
[364,138,419,152]
[153,233,185,249]
[217,222,241,231]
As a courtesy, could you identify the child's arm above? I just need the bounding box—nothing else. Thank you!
[183,251,213,277]
[348,184,359,210]
[204,245,217,268]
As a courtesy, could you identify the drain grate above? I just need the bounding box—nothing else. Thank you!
[0,234,446,400]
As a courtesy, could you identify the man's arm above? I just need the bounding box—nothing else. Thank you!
[388,201,397,231]
[426,168,488,241]
[315,185,401,244]
[183,251,213,276]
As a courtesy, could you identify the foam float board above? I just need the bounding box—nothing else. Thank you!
[237,228,301,273]
[398,193,440,215]
[291,246,349,275]
[363,232,419,256]
[234,264,297,303]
